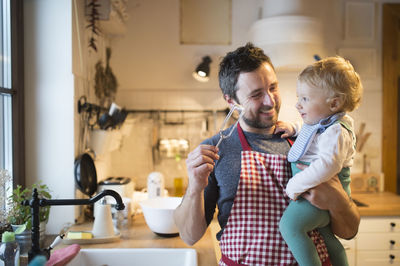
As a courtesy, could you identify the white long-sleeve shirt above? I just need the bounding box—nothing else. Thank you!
[286,114,355,200]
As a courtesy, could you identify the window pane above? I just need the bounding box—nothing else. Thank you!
[1,0,12,89]
[0,93,12,219]
[0,94,12,173]
[0,0,12,219]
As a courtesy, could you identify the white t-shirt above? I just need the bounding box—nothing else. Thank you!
[286,114,355,200]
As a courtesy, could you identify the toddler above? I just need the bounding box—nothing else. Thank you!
[276,56,363,266]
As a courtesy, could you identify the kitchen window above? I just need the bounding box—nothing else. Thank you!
[1,0,24,206]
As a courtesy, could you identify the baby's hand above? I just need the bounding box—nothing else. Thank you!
[274,121,296,138]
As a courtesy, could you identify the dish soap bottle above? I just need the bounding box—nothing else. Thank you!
[0,231,20,266]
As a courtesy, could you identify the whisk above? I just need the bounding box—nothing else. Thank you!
[215,104,244,148]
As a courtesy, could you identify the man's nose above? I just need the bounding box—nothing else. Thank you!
[262,92,274,106]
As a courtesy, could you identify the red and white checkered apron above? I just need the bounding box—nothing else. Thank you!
[219,123,331,266]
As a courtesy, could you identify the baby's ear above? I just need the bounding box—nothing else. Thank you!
[328,97,343,112]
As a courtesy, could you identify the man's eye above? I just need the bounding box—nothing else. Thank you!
[302,97,308,102]
[251,93,263,98]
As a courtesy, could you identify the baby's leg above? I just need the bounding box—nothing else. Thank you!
[279,198,330,266]
[318,226,349,266]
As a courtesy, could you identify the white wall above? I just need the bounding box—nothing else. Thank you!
[97,0,385,187]
[112,0,263,110]
[24,0,75,234]
[21,0,394,233]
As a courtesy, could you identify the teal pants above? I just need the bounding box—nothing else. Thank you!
[279,163,351,266]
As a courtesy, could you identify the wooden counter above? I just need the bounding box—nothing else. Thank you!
[353,191,400,216]
[55,214,217,266]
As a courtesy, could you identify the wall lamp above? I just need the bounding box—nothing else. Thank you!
[192,56,212,82]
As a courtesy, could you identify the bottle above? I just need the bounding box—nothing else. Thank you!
[0,231,20,266]
[147,172,165,198]
[173,155,185,197]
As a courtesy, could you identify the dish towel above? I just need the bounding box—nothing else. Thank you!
[46,244,81,266]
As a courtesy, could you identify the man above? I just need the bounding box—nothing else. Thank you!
[174,43,360,265]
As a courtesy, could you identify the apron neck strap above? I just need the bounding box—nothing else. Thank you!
[238,122,294,152]
[237,123,252,151]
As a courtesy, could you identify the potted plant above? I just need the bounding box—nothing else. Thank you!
[6,182,51,254]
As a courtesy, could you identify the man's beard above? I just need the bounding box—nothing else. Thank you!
[242,106,280,129]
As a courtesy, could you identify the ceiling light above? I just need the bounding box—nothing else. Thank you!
[192,56,212,82]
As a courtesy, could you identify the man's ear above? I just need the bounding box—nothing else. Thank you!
[329,97,343,112]
[224,94,237,107]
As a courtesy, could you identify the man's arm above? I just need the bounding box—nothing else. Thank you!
[302,176,360,239]
[173,145,219,245]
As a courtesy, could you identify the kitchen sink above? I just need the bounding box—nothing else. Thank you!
[67,248,197,266]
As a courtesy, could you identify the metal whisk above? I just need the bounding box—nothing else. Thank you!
[215,104,244,148]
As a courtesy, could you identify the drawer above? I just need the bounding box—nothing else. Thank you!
[357,233,400,250]
[357,250,400,266]
[359,217,400,233]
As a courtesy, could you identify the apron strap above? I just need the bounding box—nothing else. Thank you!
[237,122,295,151]
[237,123,251,151]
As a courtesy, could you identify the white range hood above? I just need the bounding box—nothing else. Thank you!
[249,15,324,71]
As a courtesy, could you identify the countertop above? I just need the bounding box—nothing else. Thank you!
[55,213,217,266]
[20,192,400,266]
[352,191,400,216]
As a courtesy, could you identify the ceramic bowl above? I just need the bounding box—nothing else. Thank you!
[139,197,182,237]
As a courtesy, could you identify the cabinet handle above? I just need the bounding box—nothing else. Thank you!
[390,254,395,261]
[390,240,396,245]
[390,222,396,228]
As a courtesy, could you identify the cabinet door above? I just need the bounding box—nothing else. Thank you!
[339,238,356,266]
[357,233,400,250]
[359,217,400,233]
[357,250,400,266]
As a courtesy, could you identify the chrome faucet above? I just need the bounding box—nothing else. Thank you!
[22,188,125,262]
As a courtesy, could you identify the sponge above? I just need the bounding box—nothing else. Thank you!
[66,231,93,239]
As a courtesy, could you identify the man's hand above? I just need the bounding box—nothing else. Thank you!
[302,176,349,211]
[185,145,219,196]
[298,163,360,239]
[275,121,296,138]
[174,144,219,245]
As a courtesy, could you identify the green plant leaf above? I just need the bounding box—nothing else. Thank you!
[14,223,27,234]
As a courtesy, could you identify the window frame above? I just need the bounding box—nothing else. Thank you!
[2,0,25,188]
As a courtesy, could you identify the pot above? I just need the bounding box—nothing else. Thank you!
[12,223,46,255]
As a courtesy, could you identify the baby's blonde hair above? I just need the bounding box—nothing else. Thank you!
[298,56,363,112]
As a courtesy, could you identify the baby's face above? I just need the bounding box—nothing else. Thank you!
[295,81,335,125]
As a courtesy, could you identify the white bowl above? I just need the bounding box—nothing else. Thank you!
[139,197,182,236]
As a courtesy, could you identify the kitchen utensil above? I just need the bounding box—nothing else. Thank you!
[74,153,97,196]
[139,197,182,237]
[92,202,115,238]
[75,111,97,197]
[215,104,244,148]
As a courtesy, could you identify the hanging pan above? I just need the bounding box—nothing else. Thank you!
[74,103,98,197]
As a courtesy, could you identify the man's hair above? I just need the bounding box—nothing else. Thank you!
[298,56,363,112]
[218,43,274,100]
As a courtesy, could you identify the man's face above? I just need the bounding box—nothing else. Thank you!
[234,63,281,134]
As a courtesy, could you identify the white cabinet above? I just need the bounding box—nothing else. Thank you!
[339,238,356,266]
[342,217,400,265]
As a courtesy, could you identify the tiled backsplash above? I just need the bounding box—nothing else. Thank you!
[93,111,228,191]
